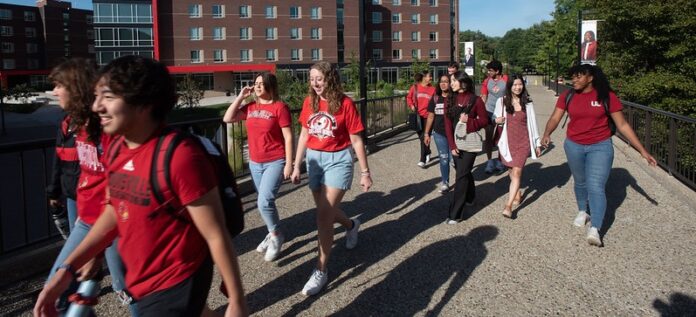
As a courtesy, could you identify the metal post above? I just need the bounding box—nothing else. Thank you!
[358,0,368,140]
[578,10,583,64]
[555,43,560,96]
[0,85,6,136]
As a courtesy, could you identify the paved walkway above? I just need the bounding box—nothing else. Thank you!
[3,79,696,316]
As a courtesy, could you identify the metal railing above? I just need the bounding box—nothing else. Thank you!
[543,78,696,190]
[0,94,410,257]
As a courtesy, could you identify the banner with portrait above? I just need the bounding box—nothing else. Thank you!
[580,20,598,64]
[463,41,475,76]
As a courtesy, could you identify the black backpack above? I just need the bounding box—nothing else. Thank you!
[107,127,245,238]
[561,90,616,135]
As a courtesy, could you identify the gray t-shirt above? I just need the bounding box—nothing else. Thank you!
[485,77,507,113]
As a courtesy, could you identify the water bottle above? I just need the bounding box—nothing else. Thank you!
[49,204,70,240]
[65,279,100,317]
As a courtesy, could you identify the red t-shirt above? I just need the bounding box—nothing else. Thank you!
[107,131,216,299]
[556,90,622,145]
[240,101,291,163]
[407,84,436,117]
[75,131,112,225]
[299,95,364,152]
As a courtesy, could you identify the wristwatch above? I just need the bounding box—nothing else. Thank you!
[56,263,77,277]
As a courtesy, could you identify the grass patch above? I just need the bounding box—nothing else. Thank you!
[167,103,229,123]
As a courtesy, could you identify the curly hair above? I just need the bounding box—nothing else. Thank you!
[97,56,177,122]
[503,74,532,115]
[308,61,344,114]
[48,58,100,143]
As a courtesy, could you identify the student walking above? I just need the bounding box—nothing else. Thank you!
[443,72,489,223]
[481,60,509,174]
[34,56,248,317]
[290,61,372,296]
[43,58,137,315]
[424,74,453,194]
[223,72,293,262]
[406,70,436,167]
[541,64,656,247]
[493,74,542,218]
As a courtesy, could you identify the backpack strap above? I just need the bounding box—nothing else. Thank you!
[150,128,190,221]
[561,90,575,129]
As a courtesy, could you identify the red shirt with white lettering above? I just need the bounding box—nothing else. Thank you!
[75,130,112,225]
[407,84,436,117]
[556,89,622,145]
[240,101,291,163]
[107,131,216,299]
[299,95,364,152]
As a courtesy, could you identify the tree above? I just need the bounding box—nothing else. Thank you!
[177,75,204,109]
[275,69,307,110]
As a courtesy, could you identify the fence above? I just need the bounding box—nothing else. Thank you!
[0,94,410,258]
[543,78,696,190]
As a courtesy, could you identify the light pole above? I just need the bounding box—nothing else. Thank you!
[555,43,560,96]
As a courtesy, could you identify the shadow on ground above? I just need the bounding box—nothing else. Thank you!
[653,292,696,317]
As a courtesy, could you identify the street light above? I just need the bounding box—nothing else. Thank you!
[555,43,560,97]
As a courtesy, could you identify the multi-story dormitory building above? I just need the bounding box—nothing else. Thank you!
[0,0,93,89]
[94,0,458,93]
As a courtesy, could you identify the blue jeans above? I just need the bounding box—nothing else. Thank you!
[432,131,451,185]
[66,198,77,232]
[48,219,138,316]
[564,138,614,229]
[249,159,286,233]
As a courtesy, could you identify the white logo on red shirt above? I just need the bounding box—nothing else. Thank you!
[76,140,105,172]
[123,160,135,171]
[307,112,337,139]
[247,109,274,120]
[591,101,602,107]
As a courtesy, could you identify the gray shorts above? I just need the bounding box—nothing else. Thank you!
[306,148,354,191]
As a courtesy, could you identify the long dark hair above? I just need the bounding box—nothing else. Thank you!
[413,70,431,84]
[503,74,532,114]
[48,58,101,143]
[254,71,280,102]
[569,64,612,103]
[434,74,450,101]
[446,71,475,120]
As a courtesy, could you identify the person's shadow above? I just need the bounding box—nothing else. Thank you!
[332,225,498,316]
[602,167,658,234]
[653,292,696,316]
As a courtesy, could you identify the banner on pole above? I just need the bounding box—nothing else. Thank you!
[463,41,474,76]
[580,20,598,64]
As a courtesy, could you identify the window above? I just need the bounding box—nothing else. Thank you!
[392,49,402,60]
[190,27,202,40]
[429,49,438,59]
[429,31,438,41]
[429,14,438,24]
[213,27,225,40]
[372,31,382,42]
[411,0,420,5]
[372,0,382,4]
[311,48,321,61]
[213,49,225,62]
[1,42,13,53]
[3,59,15,69]
[265,6,276,19]
[1,26,13,37]
[26,43,38,53]
[290,6,301,19]
[191,50,202,63]
[188,4,201,18]
[429,0,437,6]
[24,11,36,22]
[290,28,301,40]
[86,14,93,24]
[266,27,277,40]
[27,59,40,69]
[372,12,382,24]
[240,49,251,62]
[239,5,250,18]
[372,49,382,60]
[411,49,420,59]
[411,31,420,41]
[392,31,401,42]
[266,49,277,61]
[291,48,302,61]
[212,5,225,18]
[94,3,151,23]
[311,28,321,40]
[310,7,321,19]
[411,14,419,24]
[337,8,344,24]
[392,0,402,5]
[0,9,11,20]
[240,27,251,40]
[26,27,37,38]
[392,13,401,23]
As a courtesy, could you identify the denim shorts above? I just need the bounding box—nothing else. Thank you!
[306,148,354,191]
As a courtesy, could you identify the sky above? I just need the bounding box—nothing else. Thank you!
[5,0,556,37]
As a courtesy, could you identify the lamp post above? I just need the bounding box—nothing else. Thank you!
[555,43,560,96]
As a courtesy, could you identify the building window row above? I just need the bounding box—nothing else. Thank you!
[94,3,152,23]
[194,27,323,41]
[2,42,39,54]
[95,28,153,47]
[97,50,153,65]
[190,5,322,19]
[188,48,324,63]
[374,0,435,5]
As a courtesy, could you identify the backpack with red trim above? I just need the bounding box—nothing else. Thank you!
[106,127,245,238]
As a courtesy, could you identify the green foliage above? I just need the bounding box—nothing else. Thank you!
[276,69,307,110]
[176,75,204,109]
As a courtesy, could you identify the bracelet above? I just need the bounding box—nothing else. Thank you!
[56,263,77,277]
[360,170,370,176]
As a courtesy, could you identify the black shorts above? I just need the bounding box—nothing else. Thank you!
[135,256,213,317]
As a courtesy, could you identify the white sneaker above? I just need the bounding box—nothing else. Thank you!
[484,160,495,174]
[425,154,431,164]
[439,183,450,194]
[264,232,284,262]
[573,211,589,227]
[301,269,328,296]
[587,227,602,246]
[417,161,425,168]
[256,233,271,253]
[446,219,458,225]
[345,219,360,249]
